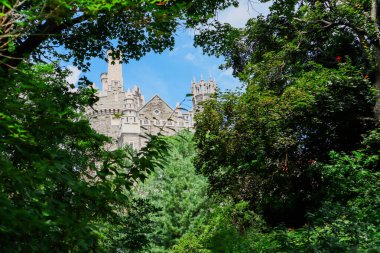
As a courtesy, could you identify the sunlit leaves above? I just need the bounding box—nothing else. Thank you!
[0,0,237,71]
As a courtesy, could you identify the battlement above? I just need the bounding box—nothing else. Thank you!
[191,76,216,108]
[192,77,216,96]
[88,108,122,117]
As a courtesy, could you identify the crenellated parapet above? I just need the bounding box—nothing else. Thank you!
[191,75,217,109]
[88,108,123,117]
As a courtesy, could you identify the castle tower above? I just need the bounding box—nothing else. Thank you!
[192,75,216,109]
[103,50,123,92]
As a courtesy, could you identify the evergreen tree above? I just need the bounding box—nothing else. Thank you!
[137,131,210,252]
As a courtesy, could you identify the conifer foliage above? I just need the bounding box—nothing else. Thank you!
[137,131,209,252]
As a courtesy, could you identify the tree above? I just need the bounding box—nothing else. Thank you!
[175,131,380,253]
[0,0,237,71]
[196,0,380,117]
[136,131,210,252]
[0,62,169,252]
[193,0,378,227]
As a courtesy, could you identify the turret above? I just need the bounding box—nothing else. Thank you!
[132,84,145,108]
[124,89,137,122]
[125,89,136,110]
[192,75,217,109]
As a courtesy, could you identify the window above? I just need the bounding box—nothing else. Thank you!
[128,141,134,149]
[153,108,161,115]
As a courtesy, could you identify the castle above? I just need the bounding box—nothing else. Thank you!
[87,51,216,150]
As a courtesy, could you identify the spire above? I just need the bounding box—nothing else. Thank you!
[200,73,203,81]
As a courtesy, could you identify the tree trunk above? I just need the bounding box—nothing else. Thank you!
[374,47,380,120]
[371,0,380,120]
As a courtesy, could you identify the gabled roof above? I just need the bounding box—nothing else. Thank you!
[138,94,174,113]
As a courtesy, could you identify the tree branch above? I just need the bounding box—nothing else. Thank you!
[1,14,87,71]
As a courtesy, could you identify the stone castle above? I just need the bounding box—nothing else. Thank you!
[87,52,216,150]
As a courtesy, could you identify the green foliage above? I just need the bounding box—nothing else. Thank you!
[0,1,241,251]
[96,198,159,252]
[179,1,380,251]
[194,62,376,227]
[195,0,378,81]
[136,131,210,252]
[277,133,380,252]
[193,0,378,228]
[0,63,169,252]
[0,0,237,71]
[172,201,273,253]
[1,0,380,251]
[173,131,380,252]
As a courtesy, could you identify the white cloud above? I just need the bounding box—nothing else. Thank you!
[221,68,233,77]
[169,43,193,56]
[217,0,271,28]
[66,65,81,85]
[184,53,196,62]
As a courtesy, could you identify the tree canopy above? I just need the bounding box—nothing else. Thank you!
[195,0,380,117]
[0,0,237,71]
[193,0,379,227]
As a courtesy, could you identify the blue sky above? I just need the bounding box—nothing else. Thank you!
[66,1,271,108]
